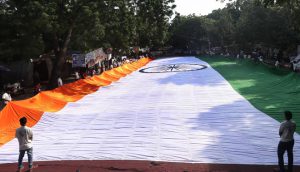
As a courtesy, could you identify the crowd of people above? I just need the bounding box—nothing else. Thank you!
[73,56,140,81]
[207,47,300,71]
[1,55,144,108]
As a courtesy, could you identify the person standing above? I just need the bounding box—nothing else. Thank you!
[57,76,63,87]
[75,71,80,80]
[16,117,34,172]
[277,111,296,172]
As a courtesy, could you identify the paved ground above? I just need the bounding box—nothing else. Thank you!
[1,160,299,172]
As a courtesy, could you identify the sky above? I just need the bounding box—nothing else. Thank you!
[174,0,229,16]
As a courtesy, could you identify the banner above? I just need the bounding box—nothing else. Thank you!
[86,48,107,68]
[72,54,86,68]
[72,48,108,68]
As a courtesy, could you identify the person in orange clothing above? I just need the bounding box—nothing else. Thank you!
[16,117,34,172]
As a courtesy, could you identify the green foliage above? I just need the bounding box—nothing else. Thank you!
[169,15,206,49]
[0,0,175,61]
[207,6,237,47]
[134,0,175,48]
[0,0,175,86]
[0,0,45,61]
[0,0,175,87]
[235,2,296,48]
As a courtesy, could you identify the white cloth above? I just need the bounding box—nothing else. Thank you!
[15,126,33,150]
[280,120,296,142]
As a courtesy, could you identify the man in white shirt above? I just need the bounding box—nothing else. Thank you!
[2,92,12,104]
[277,111,296,172]
[16,117,34,172]
[75,71,80,80]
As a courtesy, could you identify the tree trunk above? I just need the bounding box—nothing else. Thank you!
[48,23,74,89]
[48,51,66,89]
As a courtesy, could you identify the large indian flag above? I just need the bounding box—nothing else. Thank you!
[0,56,299,165]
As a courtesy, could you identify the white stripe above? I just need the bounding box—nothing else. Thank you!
[1,56,299,164]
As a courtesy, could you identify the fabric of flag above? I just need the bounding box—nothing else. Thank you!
[0,57,299,165]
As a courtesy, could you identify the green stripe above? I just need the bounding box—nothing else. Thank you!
[200,56,299,133]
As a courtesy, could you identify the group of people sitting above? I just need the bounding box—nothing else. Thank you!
[73,56,139,81]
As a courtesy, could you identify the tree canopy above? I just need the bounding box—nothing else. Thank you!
[1,0,300,83]
[169,0,300,58]
[0,0,175,86]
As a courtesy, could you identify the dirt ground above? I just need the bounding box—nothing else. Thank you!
[0,160,299,172]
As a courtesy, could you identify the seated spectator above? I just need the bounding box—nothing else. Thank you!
[92,69,96,76]
[12,82,24,95]
[75,71,80,80]
[275,60,280,67]
[34,83,41,94]
[258,55,263,62]
[96,68,101,75]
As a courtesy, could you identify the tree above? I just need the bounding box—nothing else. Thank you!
[169,15,207,50]
[206,6,237,47]
[134,0,176,48]
[0,1,45,62]
[263,0,300,33]
[0,0,176,88]
[0,0,108,87]
[100,0,136,52]
[170,0,299,57]
[234,0,298,53]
